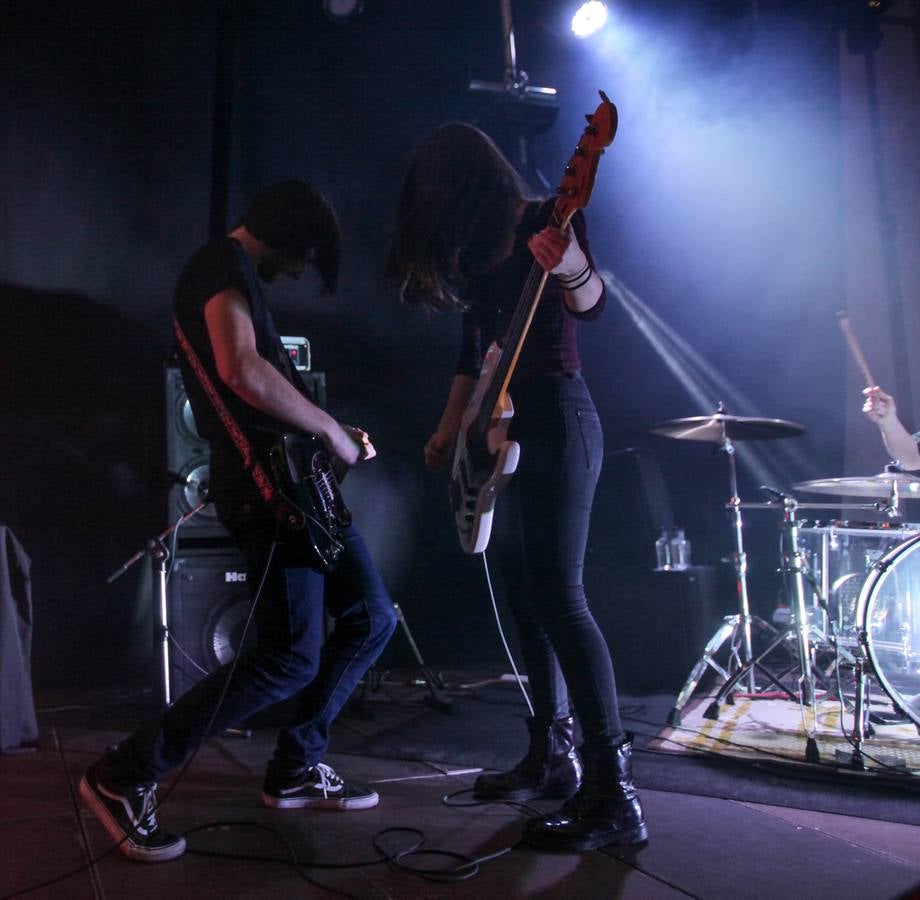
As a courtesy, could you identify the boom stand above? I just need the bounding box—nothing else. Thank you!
[352,601,454,716]
[667,426,769,725]
[107,502,208,708]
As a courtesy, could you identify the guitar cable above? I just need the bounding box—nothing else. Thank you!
[480,549,535,717]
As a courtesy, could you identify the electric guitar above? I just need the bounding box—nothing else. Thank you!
[448,90,618,554]
[269,429,373,573]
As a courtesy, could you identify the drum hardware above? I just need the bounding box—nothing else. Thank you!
[696,493,830,761]
[831,531,920,768]
[652,406,807,726]
[794,464,920,520]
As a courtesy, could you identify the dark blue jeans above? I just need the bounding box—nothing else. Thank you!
[110,511,397,784]
[500,372,624,749]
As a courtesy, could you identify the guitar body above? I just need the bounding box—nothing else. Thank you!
[450,342,521,554]
[446,90,618,555]
[269,432,352,573]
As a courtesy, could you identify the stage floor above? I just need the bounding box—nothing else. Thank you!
[3,670,920,899]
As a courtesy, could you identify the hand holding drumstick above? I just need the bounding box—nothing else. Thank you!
[838,312,920,470]
[861,386,920,470]
[861,385,898,426]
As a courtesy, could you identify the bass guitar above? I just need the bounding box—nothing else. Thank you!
[448,90,618,554]
[268,429,373,574]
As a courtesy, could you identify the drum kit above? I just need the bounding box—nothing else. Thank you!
[650,405,920,769]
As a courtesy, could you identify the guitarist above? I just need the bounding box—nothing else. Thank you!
[386,123,647,852]
[79,181,397,862]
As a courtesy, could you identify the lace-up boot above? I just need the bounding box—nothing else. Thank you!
[523,735,647,851]
[473,716,582,802]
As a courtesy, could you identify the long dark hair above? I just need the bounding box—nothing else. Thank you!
[385,123,534,311]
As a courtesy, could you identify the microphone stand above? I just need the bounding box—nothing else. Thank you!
[107,502,208,707]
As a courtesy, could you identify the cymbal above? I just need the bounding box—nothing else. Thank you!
[793,472,920,499]
[650,414,806,443]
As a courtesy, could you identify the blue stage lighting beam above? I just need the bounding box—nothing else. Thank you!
[600,268,814,487]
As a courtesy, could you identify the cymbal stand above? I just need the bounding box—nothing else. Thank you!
[667,417,770,725]
[722,424,757,694]
[698,496,823,760]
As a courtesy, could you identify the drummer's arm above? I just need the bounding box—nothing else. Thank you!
[863,387,920,470]
[878,421,920,470]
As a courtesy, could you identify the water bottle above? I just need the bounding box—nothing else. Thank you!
[669,529,691,571]
[655,529,672,571]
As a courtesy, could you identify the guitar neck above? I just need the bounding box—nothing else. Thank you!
[473,207,569,437]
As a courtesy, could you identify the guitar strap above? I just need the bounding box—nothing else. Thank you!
[173,318,280,511]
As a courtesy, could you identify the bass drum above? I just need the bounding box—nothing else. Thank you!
[854,532,920,727]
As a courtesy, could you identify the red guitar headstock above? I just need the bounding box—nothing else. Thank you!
[555,90,618,226]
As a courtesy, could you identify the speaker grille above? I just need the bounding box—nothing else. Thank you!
[164,366,225,536]
[165,552,254,700]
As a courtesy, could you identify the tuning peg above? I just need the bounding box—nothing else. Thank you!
[584,113,593,123]
[564,164,576,176]
[574,145,586,156]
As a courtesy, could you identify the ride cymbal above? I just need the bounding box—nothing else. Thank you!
[650,414,806,443]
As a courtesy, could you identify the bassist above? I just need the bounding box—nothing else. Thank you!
[386,120,647,852]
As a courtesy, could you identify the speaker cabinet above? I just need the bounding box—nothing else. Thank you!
[164,366,328,539]
[164,366,226,538]
[586,564,720,694]
[589,447,675,570]
[163,551,254,701]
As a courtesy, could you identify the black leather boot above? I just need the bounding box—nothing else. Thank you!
[473,716,582,802]
[522,735,648,851]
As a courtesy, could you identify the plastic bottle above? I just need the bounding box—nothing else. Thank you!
[669,529,691,571]
[655,529,672,571]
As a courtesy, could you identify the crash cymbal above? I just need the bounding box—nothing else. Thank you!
[650,414,806,443]
[793,472,920,499]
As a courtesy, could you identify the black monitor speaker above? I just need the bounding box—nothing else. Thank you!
[162,551,254,702]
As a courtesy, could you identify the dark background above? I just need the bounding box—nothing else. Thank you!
[1,0,914,689]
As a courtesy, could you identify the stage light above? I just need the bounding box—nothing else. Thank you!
[323,0,363,24]
[572,1,609,39]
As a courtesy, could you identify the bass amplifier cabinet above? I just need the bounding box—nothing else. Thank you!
[164,363,327,540]
[164,366,226,539]
[585,564,720,694]
[163,551,254,702]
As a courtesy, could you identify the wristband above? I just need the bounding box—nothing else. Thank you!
[557,263,593,290]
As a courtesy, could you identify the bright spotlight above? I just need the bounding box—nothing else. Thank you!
[571,1,609,39]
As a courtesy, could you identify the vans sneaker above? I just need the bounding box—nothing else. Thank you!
[79,764,186,862]
[262,762,378,810]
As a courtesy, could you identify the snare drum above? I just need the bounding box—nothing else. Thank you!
[797,523,920,633]
[854,532,920,728]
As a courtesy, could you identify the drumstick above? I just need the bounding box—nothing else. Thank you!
[837,311,876,388]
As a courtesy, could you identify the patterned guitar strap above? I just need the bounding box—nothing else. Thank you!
[173,318,300,527]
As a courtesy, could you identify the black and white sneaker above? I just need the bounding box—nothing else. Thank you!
[79,764,186,862]
[262,762,379,810]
